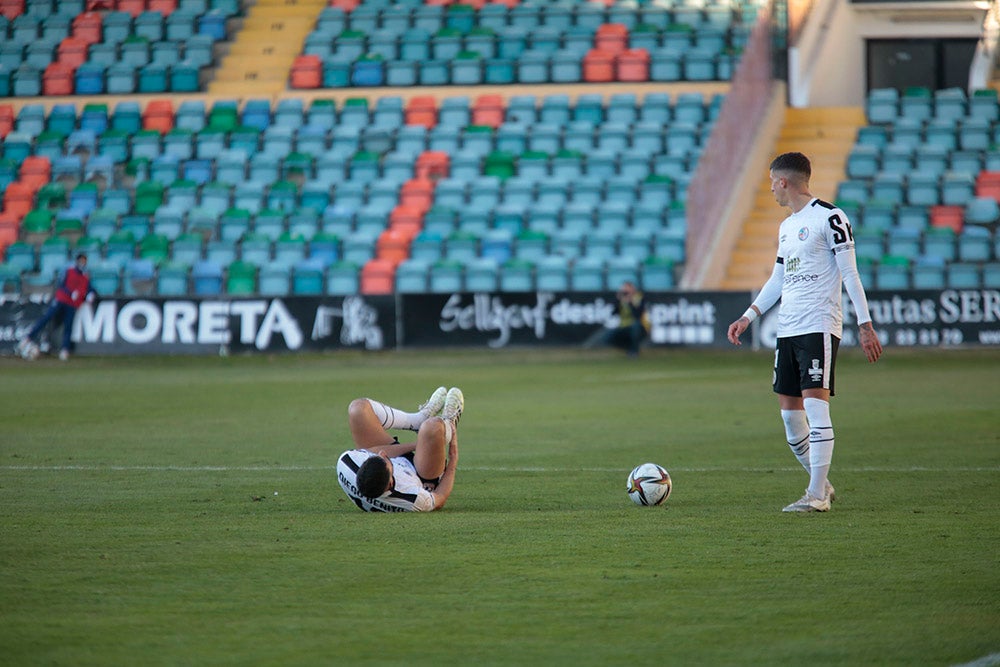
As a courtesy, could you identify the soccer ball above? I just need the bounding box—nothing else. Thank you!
[19,341,40,361]
[627,463,672,506]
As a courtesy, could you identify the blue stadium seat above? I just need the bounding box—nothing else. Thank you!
[569,256,605,291]
[465,257,500,292]
[326,260,360,295]
[394,258,430,293]
[192,259,223,294]
[958,225,993,261]
[947,262,981,288]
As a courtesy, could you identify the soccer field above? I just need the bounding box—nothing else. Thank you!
[2,347,998,666]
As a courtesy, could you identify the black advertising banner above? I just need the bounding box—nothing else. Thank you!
[1,295,397,356]
[401,291,753,348]
[2,288,998,356]
[758,288,1000,349]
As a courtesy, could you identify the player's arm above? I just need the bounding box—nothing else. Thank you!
[727,259,784,345]
[429,429,459,510]
[835,248,883,363]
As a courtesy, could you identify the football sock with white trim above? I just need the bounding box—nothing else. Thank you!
[781,409,811,472]
[366,399,426,432]
[803,397,834,500]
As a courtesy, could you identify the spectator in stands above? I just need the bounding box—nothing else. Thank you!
[603,281,650,356]
[727,152,883,513]
[336,387,464,512]
[18,252,98,362]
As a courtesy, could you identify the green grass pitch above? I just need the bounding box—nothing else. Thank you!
[2,347,998,666]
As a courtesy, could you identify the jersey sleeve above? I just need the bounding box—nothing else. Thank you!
[825,207,856,253]
[751,258,785,316]
[836,248,873,326]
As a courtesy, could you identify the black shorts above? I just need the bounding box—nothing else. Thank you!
[773,332,839,397]
[401,451,441,491]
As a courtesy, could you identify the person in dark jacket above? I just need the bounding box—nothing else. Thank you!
[604,281,650,356]
[18,252,98,361]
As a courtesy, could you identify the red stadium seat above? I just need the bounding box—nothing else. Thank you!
[0,104,14,139]
[388,205,425,237]
[2,182,36,220]
[58,37,90,68]
[72,12,103,45]
[582,49,615,83]
[142,99,175,133]
[147,0,176,14]
[19,156,52,189]
[376,228,415,264]
[398,178,435,212]
[595,23,629,54]
[616,48,650,82]
[117,0,147,17]
[405,96,438,128]
[0,213,19,252]
[360,258,397,294]
[975,171,1000,200]
[329,0,360,12]
[290,55,322,89]
[415,151,450,181]
[44,61,77,95]
[0,0,24,20]
[471,94,505,128]
[930,205,964,234]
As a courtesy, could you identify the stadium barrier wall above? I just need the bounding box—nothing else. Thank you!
[2,288,999,355]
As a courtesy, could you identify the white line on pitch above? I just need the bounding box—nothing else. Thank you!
[1,465,998,473]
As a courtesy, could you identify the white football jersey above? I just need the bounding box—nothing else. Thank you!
[337,449,436,512]
[774,198,858,338]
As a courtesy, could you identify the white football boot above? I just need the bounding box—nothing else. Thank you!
[441,387,464,425]
[782,489,831,513]
[418,386,448,419]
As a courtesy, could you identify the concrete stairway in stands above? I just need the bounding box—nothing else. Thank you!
[209,0,327,97]
[719,106,865,291]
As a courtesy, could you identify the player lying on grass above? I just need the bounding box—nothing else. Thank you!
[336,387,463,512]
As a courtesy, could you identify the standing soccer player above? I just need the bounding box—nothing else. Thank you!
[18,252,98,361]
[727,152,883,512]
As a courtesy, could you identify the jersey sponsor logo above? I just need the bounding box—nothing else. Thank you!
[784,273,820,285]
[798,227,810,241]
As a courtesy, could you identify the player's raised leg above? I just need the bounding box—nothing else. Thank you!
[363,386,447,433]
[347,398,399,448]
[413,387,463,482]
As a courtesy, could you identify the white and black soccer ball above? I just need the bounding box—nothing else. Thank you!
[627,463,672,506]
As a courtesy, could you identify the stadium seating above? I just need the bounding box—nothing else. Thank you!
[836,88,1000,289]
[1,72,720,296]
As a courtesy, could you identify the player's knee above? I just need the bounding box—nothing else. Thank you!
[348,398,371,420]
[419,415,446,439]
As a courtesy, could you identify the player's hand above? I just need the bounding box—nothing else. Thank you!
[859,323,882,363]
[727,317,749,346]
